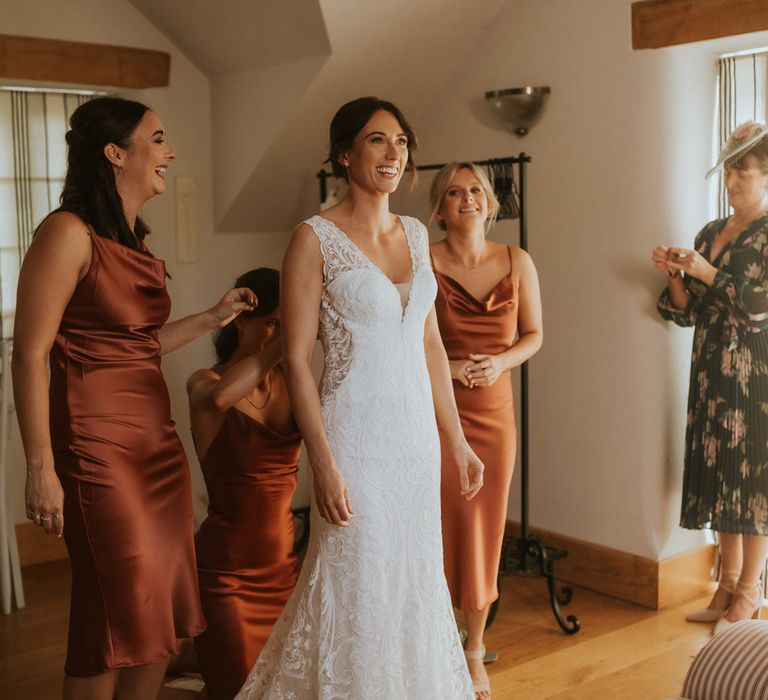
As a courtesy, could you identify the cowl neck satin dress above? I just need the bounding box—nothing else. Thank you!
[433,246,519,612]
[194,407,301,700]
[50,230,206,676]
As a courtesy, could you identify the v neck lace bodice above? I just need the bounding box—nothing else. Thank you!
[308,214,435,399]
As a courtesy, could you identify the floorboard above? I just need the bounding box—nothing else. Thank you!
[0,560,721,699]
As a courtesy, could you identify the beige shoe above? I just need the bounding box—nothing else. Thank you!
[713,581,763,636]
[464,647,491,700]
[685,601,730,623]
[685,573,738,623]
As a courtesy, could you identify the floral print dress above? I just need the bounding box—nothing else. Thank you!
[658,214,768,535]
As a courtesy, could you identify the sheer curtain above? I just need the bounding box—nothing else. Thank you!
[715,52,768,218]
[0,88,93,339]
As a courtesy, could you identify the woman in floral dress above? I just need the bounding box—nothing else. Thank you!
[654,122,768,633]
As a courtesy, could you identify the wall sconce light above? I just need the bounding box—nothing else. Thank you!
[485,86,551,136]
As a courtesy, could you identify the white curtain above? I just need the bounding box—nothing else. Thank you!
[0,89,92,339]
[716,53,768,218]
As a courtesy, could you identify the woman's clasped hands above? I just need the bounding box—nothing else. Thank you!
[450,353,507,388]
[651,246,717,285]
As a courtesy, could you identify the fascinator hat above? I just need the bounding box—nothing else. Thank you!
[707,121,768,178]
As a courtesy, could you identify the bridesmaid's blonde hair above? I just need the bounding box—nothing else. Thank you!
[429,162,500,233]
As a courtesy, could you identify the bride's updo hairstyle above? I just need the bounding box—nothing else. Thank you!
[326,96,418,184]
[57,96,152,251]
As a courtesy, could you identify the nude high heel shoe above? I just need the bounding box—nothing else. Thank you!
[464,647,491,700]
[685,572,738,623]
[713,580,763,636]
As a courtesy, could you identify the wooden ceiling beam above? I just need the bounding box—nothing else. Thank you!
[0,34,170,88]
[632,0,768,50]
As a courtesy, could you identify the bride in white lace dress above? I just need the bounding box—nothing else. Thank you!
[235,98,484,700]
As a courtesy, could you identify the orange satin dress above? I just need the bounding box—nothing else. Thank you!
[50,231,206,677]
[433,247,519,612]
[194,408,301,700]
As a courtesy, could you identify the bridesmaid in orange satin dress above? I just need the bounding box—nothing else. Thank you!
[429,162,543,700]
[12,97,256,700]
[187,268,300,700]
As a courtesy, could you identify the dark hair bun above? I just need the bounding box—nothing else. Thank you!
[213,268,280,363]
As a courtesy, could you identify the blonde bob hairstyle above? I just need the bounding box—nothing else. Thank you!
[429,161,500,233]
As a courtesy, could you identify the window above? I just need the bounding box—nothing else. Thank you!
[714,50,768,218]
[0,88,97,339]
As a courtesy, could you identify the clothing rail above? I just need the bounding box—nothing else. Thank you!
[315,153,580,635]
[315,155,530,205]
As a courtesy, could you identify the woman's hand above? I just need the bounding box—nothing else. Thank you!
[449,358,475,387]
[312,462,354,527]
[25,463,64,537]
[208,287,258,328]
[466,353,507,387]
[666,248,717,285]
[451,442,484,500]
[159,287,258,355]
[651,246,677,277]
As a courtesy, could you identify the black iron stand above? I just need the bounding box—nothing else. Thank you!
[291,506,311,554]
[485,354,580,635]
[486,157,580,636]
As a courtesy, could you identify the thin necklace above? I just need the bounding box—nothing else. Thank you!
[445,241,485,271]
[245,373,272,410]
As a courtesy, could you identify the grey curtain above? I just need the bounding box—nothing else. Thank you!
[0,89,91,339]
[716,53,767,219]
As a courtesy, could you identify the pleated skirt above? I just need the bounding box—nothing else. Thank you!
[681,324,768,535]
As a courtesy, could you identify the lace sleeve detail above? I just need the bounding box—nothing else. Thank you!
[305,215,368,284]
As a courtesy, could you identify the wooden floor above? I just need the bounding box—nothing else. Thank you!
[0,559,717,699]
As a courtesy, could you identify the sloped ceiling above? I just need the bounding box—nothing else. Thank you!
[127,0,331,75]
[128,0,508,232]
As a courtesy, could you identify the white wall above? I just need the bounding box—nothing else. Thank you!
[414,0,768,559]
[212,55,328,226]
[0,0,308,528]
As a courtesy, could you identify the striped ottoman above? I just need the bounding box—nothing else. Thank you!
[672,621,768,700]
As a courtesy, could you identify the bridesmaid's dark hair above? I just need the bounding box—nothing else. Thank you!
[214,268,280,363]
[326,96,418,183]
[56,96,152,251]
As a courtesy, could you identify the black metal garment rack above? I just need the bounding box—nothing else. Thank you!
[316,154,580,635]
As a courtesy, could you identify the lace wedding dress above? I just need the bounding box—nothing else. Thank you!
[235,215,473,699]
